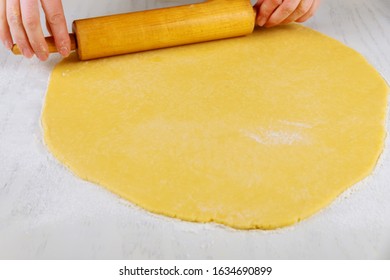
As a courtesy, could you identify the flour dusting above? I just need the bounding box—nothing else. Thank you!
[279,120,313,129]
[242,129,306,145]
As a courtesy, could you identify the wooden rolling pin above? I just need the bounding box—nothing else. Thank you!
[12,0,256,60]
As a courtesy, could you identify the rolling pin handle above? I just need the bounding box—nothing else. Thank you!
[11,34,77,55]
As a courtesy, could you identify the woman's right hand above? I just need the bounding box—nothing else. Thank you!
[1,0,71,61]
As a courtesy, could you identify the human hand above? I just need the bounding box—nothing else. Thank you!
[1,0,71,60]
[255,0,321,28]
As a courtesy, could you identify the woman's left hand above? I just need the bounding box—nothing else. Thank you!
[254,0,321,28]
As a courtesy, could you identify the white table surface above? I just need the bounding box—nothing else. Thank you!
[0,0,389,260]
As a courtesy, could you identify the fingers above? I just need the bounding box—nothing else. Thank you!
[296,0,321,23]
[265,0,301,27]
[0,0,13,49]
[255,0,321,27]
[253,0,264,12]
[254,0,265,8]
[256,0,283,27]
[6,0,34,57]
[45,19,52,36]
[41,0,70,57]
[5,0,48,60]
[281,0,313,25]
[2,0,69,60]
[20,0,48,60]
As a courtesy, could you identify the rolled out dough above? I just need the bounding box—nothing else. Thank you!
[42,25,388,229]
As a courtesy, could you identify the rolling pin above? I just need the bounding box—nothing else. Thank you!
[12,0,256,61]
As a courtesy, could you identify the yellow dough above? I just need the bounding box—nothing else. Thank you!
[42,25,388,229]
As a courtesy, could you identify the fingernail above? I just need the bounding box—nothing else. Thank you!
[59,46,69,57]
[22,48,34,58]
[36,51,49,61]
[258,17,267,27]
[37,44,49,61]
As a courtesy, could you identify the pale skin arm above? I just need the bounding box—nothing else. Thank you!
[0,0,321,61]
[0,0,70,61]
